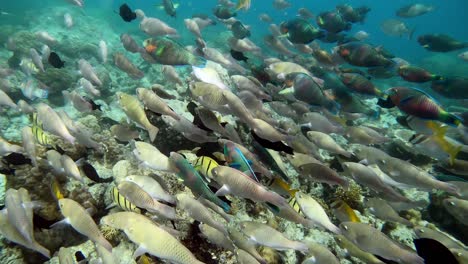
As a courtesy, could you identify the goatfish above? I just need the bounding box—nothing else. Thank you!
[193,155,219,181]
[409,121,462,164]
[110,186,143,214]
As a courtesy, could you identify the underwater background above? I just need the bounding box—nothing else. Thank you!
[0,0,468,263]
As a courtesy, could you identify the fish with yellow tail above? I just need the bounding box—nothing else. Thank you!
[330,199,361,223]
[409,121,462,165]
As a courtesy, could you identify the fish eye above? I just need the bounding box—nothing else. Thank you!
[343,225,348,230]
[449,201,455,206]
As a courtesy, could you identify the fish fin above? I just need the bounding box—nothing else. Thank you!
[229,162,241,169]
[265,202,280,214]
[358,159,369,165]
[215,185,230,196]
[278,87,295,95]
[133,245,147,259]
[105,203,116,210]
[50,218,69,228]
[414,238,457,264]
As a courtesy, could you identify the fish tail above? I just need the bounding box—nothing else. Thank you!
[148,125,159,142]
[439,112,463,127]
[432,75,443,81]
[97,236,113,252]
[33,242,50,258]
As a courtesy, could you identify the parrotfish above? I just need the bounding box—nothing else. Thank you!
[378,86,463,126]
[143,37,206,66]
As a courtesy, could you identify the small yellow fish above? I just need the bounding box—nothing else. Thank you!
[137,254,153,264]
[31,113,54,147]
[110,187,142,214]
[236,0,251,10]
[50,179,65,200]
[193,156,219,181]
[330,199,360,223]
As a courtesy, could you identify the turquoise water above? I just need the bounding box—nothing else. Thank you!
[0,1,467,263]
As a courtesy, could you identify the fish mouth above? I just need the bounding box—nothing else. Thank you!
[145,44,157,53]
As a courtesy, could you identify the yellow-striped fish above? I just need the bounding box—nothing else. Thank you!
[193,156,219,181]
[110,187,142,214]
[330,200,360,223]
[31,112,54,147]
[50,179,65,200]
[287,196,304,217]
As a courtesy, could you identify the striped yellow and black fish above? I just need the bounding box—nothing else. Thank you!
[287,196,304,217]
[193,156,219,181]
[31,112,54,147]
[111,186,143,214]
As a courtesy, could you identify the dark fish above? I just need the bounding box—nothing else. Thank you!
[230,49,248,62]
[398,65,442,83]
[418,34,468,52]
[379,86,463,126]
[83,96,101,111]
[280,18,325,44]
[187,101,211,132]
[414,238,458,264]
[251,131,294,155]
[336,4,370,23]
[119,3,137,22]
[340,73,383,96]
[231,21,250,39]
[431,76,468,99]
[2,153,31,166]
[213,5,236,19]
[284,73,338,112]
[338,42,393,67]
[79,160,112,183]
[316,11,351,33]
[143,37,206,66]
[75,251,86,262]
[48,52,65,69]
[161,0,177,17]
